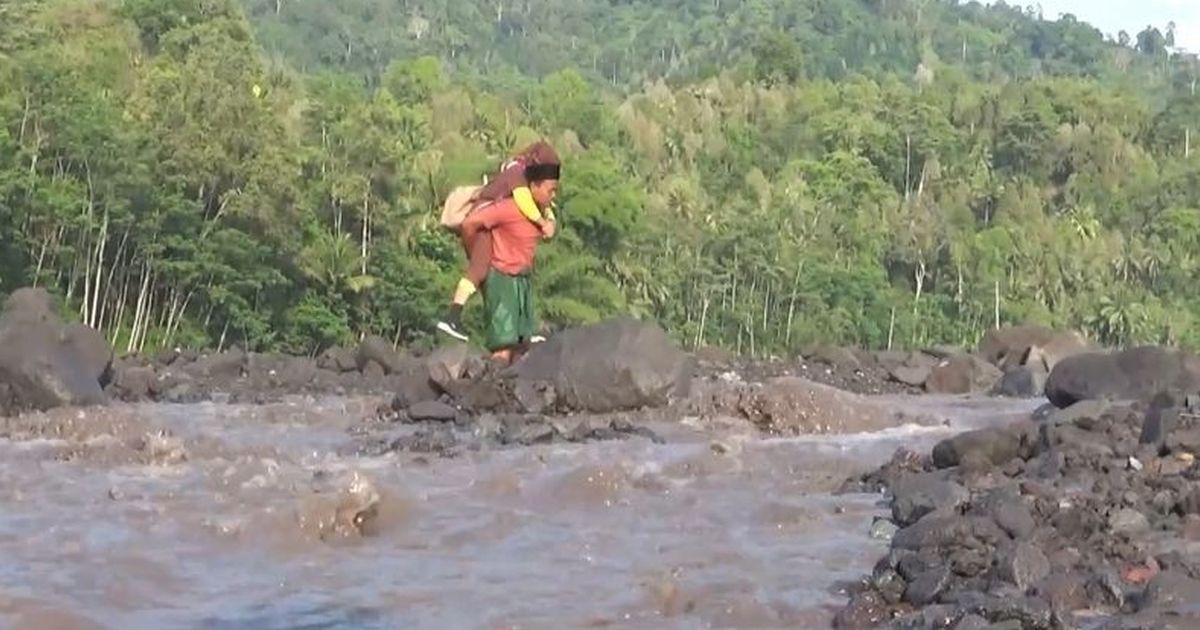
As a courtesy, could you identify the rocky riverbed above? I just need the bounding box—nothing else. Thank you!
[2,286,1198,628]
[835,347,1200,630]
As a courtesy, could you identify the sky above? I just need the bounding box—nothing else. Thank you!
[990,0,1200,52]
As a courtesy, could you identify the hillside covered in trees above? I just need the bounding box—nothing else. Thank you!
[244,0,1189,91]
[1,0,1199,358]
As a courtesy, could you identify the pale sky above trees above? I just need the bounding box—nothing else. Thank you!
[998,0,1200,51]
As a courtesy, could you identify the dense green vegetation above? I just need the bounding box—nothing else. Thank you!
[2,0,1199,358]
[243,0,1185,90]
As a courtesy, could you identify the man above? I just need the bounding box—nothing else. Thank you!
[458,162,559,365]
[436,140,561,342]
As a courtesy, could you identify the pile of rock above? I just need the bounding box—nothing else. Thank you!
[106,336,444,405]
[358,318,696,454]
[836,379,1200,629]
[103,316,699,412]
[878,350,1004,396]
[692,328,1090,400]
[0,290,702,452]
[687,375,937,436]
[871,325,1093,399]
[356,412,666,458]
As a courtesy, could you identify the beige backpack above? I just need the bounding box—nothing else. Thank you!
[440,185,482,230]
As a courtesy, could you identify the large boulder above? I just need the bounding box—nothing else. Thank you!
[1140,391,1200,456]
[978,325,1090,371]
[979,325,1055,365]
[425,343,473,393]
[355,335,406,374]
[931,424,1033,469]
[891,513,1009,551]
[317,346,358,373]
[1023,335,1090,372]
[244,353,327,393]
[996,542,1051,593]
[1044,346,1200,409]
[64,322,114,388]
[109,362,159,401]
[386,356,441,410]
[513,318,694,414]
[891,472,970,527]
[183,350,246,380]
[991,366,1047,398]
[924,354,1002,395]
[802,344,862,370]
[0,288,111,414]
[406,400,459,422]
[890,364,932,388]
[885,352,938,388]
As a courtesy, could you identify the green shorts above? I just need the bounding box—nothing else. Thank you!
[484,268,534,351]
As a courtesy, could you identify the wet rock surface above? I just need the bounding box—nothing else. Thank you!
[836,384,1200,629]
[355,411,667,457]
[295,470,383,542]
[0,288,111,415]
[1046,346,1200,409]
[512,318,695,413]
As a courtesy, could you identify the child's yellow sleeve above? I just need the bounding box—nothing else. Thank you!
[512,187,543,222]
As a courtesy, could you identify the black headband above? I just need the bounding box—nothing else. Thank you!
[525,162,561,182]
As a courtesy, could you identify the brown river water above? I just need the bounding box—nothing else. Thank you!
[0,395,1039,629]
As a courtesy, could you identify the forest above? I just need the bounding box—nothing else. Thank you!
[1,0,1199,357]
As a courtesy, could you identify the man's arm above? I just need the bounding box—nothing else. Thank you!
[461,201,512,242]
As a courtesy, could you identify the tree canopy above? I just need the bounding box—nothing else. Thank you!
[1,0,1198,357]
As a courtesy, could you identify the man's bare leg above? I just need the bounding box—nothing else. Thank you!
[490,338,534,366]
[490,348,514,366]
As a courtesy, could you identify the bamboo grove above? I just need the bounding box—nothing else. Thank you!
[2,0,1199,357]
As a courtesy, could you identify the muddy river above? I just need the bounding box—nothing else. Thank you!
[0,395,1038,629]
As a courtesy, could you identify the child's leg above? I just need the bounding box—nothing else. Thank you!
[463,230,493,296]
[451,229,492,303]
[439,230,493,340]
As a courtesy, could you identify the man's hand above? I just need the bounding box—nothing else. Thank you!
[539,219,557,239]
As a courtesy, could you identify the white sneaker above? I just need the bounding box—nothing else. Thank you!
[437,320,469,342]
[530,335,546,344]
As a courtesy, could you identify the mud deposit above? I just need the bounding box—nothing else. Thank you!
[0,395,1036,629]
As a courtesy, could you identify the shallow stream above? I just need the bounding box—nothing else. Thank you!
[0,395,1039,629]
